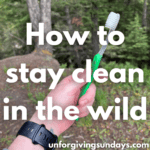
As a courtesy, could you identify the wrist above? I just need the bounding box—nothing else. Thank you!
[30,112,61,136]
[9,119,59,150]
[9,135,44,150]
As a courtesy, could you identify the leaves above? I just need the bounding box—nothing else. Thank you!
[1,0,150,68]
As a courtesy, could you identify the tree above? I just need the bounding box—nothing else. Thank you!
[142,0,147,27]
[51,0,87,68]
[0,0,148,67]
[147,0,150,30]
[26,0,53,55]
[0,0,31,58]
[121,14,149,65]
[80,0,105,56]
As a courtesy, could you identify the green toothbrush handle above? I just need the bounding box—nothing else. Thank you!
[76,54,102,121]
[79,54,103,98]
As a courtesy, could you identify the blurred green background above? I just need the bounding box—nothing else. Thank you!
[0,0,150,68]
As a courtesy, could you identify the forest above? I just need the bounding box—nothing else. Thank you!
[0,0,150,68]
[1,0,150,149]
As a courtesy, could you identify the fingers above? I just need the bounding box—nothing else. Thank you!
[59,70,86,88]
[77,83,96,118]
[66,71,87,98]
[78,99,95,118]
[59,75,73,85]
[59,71,87,97]
[78,83,96,105]
[69,70,87,88]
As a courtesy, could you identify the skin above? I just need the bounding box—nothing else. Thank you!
[8,71,96,150]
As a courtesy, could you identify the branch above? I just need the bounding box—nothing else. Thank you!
[6,3,24,7]
[9,33,25,44]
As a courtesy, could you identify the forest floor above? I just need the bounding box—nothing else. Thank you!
[0,65,150,150]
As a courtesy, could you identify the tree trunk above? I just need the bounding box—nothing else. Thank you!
[142,0,147,27]
[91,2,99,56]
[147,0,150,31]
[124,0,131,5]
[26,0,40,31]
[26,0,53,54]
[91,29,99,56]
[65,6,81,67]
[65,6,73,31]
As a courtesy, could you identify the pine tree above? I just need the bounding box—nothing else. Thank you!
[122,14,149,65]
[0,0,30,57]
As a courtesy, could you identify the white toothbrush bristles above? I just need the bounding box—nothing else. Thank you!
[105,12,120,31]
[98,12,120,55]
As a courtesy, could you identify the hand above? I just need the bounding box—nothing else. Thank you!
[9,71,96,150]
[30,71,96,136]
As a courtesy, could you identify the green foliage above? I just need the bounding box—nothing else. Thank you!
[35,92,45,101]
[102,61,136,81]
[101,61,150,88]
[0,0,32,58]
[94,61,150,118]
[0,135,15,146]
[26,81,45,104]
[120,14,149,65]
[26,82,31,92]
[0,0,149,67]
[76,115,92,127]
[3,65,15,74]
[60,63,67,68]
[95,88,108,111]
[28,91,45,104]
[143,66,150,88]
[3,65,8,74]
[52,0,146,67]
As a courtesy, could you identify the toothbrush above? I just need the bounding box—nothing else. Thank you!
[76,12,120,120]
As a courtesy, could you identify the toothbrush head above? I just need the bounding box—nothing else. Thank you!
[105,12,120,31]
